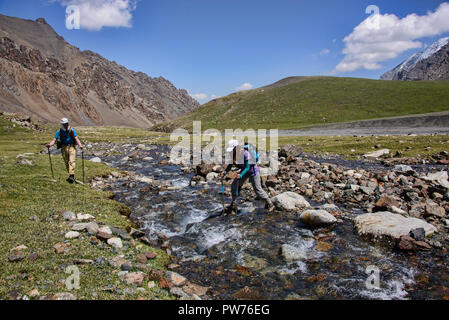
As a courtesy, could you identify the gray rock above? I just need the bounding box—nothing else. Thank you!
[300,210,337,227]
[107,237,123,249]
[354,211,437,240]
[363,149,389,158]
[63,211,76,221]
[271,192,310,211]
[89,157,102,163]
[64,231,80,239]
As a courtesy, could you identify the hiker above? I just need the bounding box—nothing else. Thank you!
[220,140,275,214]
[46,118,84,184]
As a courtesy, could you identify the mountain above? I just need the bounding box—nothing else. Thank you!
[151,76,449,132]
[381,37,449,81]
[0,14,199,128]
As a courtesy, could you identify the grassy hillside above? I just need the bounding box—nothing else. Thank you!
[152,76,449,132]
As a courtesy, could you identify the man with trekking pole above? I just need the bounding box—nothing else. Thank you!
[46,118,84,184]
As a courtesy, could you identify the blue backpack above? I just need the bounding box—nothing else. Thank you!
[244,143,259,164]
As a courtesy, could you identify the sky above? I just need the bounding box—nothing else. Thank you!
[1,0,449,104]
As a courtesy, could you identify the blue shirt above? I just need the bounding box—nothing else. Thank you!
[55,128,77,145]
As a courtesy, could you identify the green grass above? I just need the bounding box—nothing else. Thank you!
[277,135,449,159]
[151,76,449,132]
[0,118,173,300]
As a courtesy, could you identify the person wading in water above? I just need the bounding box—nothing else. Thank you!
[46,118,84,184]
[220,140,275,214]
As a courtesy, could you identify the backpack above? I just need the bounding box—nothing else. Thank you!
[244,142,259,165]
[56,128,75,149]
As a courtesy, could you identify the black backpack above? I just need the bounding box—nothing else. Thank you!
[56,128,75,149]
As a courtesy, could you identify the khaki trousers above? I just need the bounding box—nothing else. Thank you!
[61,145,76,175]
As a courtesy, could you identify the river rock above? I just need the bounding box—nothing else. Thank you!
[89,157,102,163]
[271,192,310,211]
[280,244,307,262]
[299,210,337,227]
[354,211,437,241]
[363,149,389,158]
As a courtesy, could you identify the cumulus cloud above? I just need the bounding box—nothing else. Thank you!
[189,93,208,101]
[235,82,254,91]
[57,0,137,31]
[335,2,449,73]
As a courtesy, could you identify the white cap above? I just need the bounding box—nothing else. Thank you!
[226,139,239,153]
[60,118,69,124]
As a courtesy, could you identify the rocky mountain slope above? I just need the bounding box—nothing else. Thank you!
[381,37,449,81]
[0,14,199,128]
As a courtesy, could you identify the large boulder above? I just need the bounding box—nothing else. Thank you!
[354,212,437,242]
[271,192,310,211]
[300,210,337,227]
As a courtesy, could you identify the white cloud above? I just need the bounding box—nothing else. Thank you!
[320,49,330,56]
[335,2,449,73]
[235,82,254,91]
[58,0,137,31]
[189,93,208,101]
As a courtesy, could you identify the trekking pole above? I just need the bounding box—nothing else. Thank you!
[47,146,55,180]
[221,177,225,213]
[235,178,240,214]
[82,150,85,185]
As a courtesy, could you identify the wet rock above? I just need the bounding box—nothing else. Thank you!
[280,244,307,262]
[363,149,389,158]
[123,272,146,286]
[354,211,437,241]
[300,210,337,227]
[397,235,414,251]
[166,271,187,286]
[64,231,80,239]
[271,192,310,211]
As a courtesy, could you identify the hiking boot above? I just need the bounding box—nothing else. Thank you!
[67,175,75,184]
[224,202,238,215]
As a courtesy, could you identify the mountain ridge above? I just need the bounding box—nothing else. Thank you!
[380,37,449,81]
[0,14,199,128]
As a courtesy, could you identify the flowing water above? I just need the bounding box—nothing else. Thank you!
[95,144,449,300]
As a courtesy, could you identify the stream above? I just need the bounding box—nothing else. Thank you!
[91,143,449,300]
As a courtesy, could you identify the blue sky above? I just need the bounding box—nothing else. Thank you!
[1,0,449,103]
